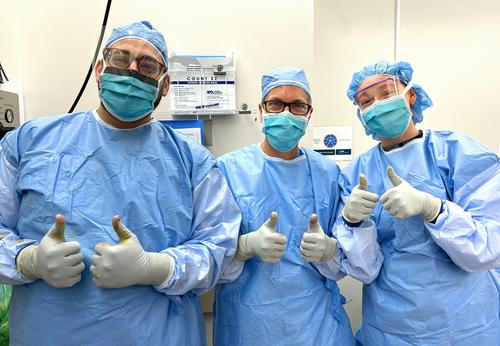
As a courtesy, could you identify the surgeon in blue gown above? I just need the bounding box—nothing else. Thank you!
[213,66,357,346]
[0,21,240,345]
[337,60,500,345]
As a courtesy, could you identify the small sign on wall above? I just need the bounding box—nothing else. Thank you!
[168,54,236,115]
[160,120,204,145]
[312,126,353,161]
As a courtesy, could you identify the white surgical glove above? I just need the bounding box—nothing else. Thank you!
[16,214,85,288]
[342,174,380,223]
[235,212,287,263]
[380,166,441,221]
[300,213,337,263]
[90,216,174,288]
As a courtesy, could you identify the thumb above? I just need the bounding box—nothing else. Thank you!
[47,214,66,242]
[265,211,278,232]
[358,174,368,191]
[387,166,403,186]
[307,213,321,233]
[112,215,133,243]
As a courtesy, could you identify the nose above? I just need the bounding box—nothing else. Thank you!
[128,59,140,72]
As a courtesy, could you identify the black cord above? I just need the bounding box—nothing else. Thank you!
[68,0,112,113]
[0,61,8,84]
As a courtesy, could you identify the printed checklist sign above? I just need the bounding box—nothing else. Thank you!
[168,54,236,115]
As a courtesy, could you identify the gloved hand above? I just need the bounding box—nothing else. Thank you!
[16,214,85,288]
[342,174,379,223]
[380,166,442,221]
[300,214,337,263]
[234,212,287,263]
[90,216,174,288]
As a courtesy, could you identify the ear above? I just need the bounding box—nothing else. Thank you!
[161,74,170,97]
[94,59,103,83]
[258,103,263,123]
[408,89,417,107]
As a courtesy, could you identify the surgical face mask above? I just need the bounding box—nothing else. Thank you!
[360,83,413,139]
[262,111,308,152]
[99,67,161,122]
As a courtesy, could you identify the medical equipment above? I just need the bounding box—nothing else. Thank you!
[0,90,20,140]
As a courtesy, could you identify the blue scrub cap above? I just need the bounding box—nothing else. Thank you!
[347,61,433,139]
[104,21,168,69]
[261,66,311,100]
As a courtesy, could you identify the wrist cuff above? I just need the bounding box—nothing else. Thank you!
[234,234,253,262]
[144,252,174,286]
[16,245,40,280]
[428,200,444,224]
[342,214,363,228]
[423,194,443,222]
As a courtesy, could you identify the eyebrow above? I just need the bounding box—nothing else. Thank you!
[112,45,162,61]
[378,83,392,90]
[266,97,308,103]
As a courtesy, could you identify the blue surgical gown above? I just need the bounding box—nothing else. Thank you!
[337,130,500,345]
[0,111,241,345]
[213,144,355,346]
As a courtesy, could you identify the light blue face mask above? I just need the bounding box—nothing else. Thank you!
[360,84,413,139]
[99,67,160,122]
[262,111,308,152]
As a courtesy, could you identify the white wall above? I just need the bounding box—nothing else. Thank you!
[10,0,313,157]
[400,0,500,153]
[0,0,25,120]
[0,0,20,83]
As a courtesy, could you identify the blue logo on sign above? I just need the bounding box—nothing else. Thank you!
[323,134,337,148]
[207,90,223,95]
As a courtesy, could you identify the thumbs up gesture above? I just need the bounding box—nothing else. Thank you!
[380,166,441,221]
[342,174,380,223]
[91,216,174,288]
[235,212,287,263]
[300,214,337,263]
[16,214,85,288]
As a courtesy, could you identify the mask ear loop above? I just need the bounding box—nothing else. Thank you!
[154,71,169,99]
[399,81,414,116]
[395,80,415,131]
[306,100,312,123]
[358,108,369,130]
[401,81,413,95]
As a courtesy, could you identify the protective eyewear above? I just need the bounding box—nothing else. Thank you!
[354,77,408,110]
[262,100,312,116]
[103,48,165,79]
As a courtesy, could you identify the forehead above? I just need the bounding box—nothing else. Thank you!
[265,85,309,102]
[357,74,394,91]
[110,38,162,61]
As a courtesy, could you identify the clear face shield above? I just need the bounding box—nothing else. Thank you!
[353,76,412,112]
[353,76,414,139]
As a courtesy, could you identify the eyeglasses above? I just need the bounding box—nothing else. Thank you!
[262,100,312,116]
[103,48,165,79]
